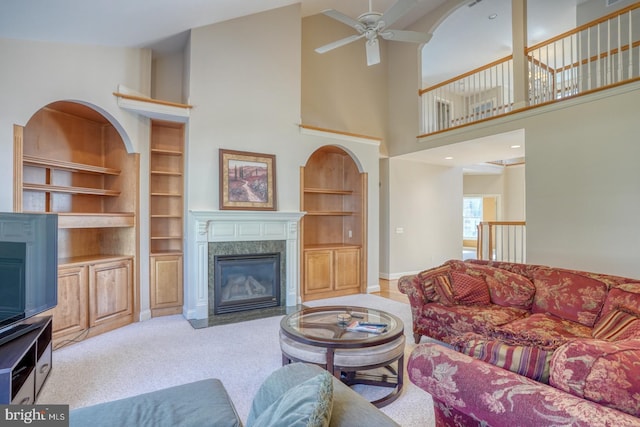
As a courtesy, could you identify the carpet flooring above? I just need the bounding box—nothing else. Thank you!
[37,294,435,426]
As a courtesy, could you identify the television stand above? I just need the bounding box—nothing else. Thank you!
[0,316,52,404]
[0,322,41,347]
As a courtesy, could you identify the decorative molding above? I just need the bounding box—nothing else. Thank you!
[299,124,381,146]
[186,210,305,319]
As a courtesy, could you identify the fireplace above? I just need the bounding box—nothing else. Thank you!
[188,210,305,322]
[213,253,280,314]
[208,239,287,319]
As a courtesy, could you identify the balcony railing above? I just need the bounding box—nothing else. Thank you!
[420,3,640,136]
[476,221,526,263]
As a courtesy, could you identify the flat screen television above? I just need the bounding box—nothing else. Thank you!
[0,212,58,345]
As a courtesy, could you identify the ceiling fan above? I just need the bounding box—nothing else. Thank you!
[315,0,432,66]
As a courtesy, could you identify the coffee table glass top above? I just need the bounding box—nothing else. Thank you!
[281,305,403,345]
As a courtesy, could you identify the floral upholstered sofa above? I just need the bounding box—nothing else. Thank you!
[398,259,640,425]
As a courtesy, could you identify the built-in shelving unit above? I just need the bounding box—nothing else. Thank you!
[300,146,367,301]
[149,120,184,317]
[15,101,138,347]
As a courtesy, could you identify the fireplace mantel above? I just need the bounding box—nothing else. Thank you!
[186,210,305,320]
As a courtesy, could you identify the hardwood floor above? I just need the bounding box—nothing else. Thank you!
[373,279,408,304]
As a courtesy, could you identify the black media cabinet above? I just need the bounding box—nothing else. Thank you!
[0,316,52,404]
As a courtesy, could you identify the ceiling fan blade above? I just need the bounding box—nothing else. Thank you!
[315,34,365,54]
[366,38,381,66]
[322,9,364,32]
[380,0,418,28]
[380,30,432,44]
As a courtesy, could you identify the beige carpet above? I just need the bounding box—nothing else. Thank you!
[38,294,435,426]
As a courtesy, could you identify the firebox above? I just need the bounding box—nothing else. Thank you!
[213,253,281,315]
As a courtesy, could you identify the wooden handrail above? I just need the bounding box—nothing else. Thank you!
[527,2,640,53]
[419,55,513,95]
[477,221,526,262]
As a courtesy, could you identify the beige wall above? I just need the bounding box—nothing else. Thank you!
[301,14,389,154]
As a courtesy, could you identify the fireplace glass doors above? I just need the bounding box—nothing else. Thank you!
[213,253,281,314]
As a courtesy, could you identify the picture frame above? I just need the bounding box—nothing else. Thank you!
[219,149,277,211]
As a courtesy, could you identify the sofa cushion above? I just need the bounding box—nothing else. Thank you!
[597,285,640,323]
[485,313,592,350]
[69,379,242,427]
[419,303,529,343]
[592,307,640,341]
[532,268,608,327]
[452,333,554,383]
[485,275,535,310]
[251,371,333,427]
[549,338,640,417]
[450,272,491,305]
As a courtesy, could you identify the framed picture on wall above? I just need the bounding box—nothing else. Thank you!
[219,149,277,210]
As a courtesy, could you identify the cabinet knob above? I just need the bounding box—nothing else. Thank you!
[19,396,31,405]
[40,363,50,374]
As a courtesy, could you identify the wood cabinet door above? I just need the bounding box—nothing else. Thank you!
[150,254,183,316]
[89,258,133,327]
[334,248,361,291]
[303,250,334,296]
[48,265,88,339]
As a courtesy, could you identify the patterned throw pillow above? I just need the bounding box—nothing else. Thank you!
[434,275,456,305]
[454,334,553,383]
[450,272,491,305]
[592,307,640,341]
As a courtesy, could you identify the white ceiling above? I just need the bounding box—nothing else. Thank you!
[0,0,585,173]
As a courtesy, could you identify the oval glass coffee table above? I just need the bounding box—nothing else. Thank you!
[279,305,405,407]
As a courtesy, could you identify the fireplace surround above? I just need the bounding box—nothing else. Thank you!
[187,211,304,321]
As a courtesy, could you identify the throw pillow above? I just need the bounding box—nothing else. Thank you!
[592,307,640,341]
[549,338,640,417]
[453,334,553,383]
[250,371,333,427]
[434,275,456,305]
[450,271,491,305]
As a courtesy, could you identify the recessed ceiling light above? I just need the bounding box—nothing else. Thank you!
[445,156,454,160]
[510,145,521,149]
[488,13,498,20]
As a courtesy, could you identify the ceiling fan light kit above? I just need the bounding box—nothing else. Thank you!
[315,0,431,66]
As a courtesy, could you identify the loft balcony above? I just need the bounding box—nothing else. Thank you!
[419,3,640,138]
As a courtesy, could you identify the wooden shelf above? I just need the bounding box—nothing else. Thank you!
[58,254,132,268]
[57,213,135,229]
[304,243,361,250]
[150,192,181,197]
[23,183,121,197]
[305,211,354,216]
[150,170,183,176]
[23,155,121,176]
[151,148,182,156]
[304,188,353,195]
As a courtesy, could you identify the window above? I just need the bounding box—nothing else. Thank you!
[463,197,482,239]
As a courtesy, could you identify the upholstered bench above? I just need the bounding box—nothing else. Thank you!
[69,363,399,427]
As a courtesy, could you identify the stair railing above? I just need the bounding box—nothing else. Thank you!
[476,221,526,263]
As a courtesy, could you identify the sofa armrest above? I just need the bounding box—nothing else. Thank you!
[407,343,640,427]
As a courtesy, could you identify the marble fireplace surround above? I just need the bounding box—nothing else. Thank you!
[187,211,304,320]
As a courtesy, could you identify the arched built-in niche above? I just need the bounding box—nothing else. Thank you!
[16,100,138,348]
[300,145,367,301]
